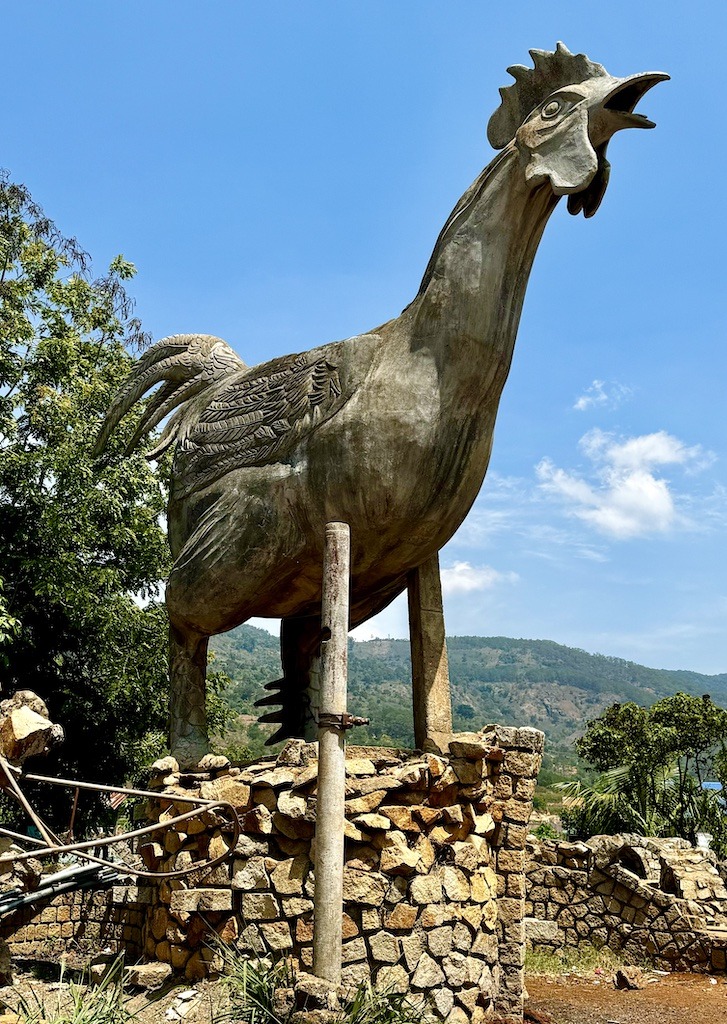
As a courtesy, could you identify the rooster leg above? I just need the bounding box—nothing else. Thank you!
[407,552,453,753]
[169,624,210,768]
[256,615,323,745]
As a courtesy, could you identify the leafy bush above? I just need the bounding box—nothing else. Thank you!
[532,821,562,841]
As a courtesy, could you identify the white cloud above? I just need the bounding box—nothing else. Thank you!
[440,561,518,595]
[581,427,710,472]
[537,429,714,540]
[453,473,529,547]
[348,562,518,640]
[573,379,633,412]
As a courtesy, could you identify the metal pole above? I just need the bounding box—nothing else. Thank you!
[313,521,351,987]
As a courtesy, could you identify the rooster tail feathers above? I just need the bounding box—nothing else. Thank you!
[93,333,246,458]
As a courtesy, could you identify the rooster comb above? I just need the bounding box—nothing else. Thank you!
[487,42,610,150]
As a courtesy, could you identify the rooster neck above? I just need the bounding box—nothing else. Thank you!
[407,145,560,398]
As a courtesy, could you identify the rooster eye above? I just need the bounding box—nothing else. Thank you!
[542,99,562,119]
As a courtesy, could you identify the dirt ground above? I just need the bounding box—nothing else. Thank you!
[526,971,727,1024]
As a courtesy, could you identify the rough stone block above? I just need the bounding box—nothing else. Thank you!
[501,751,538,777]
[410,875,443,905]
[379,805,420,831]
[442,951,468,987]
[346,791,387,815]
[369,930,400,963]
[380,834,421,876]
[282,896,314,917]
[375,964,408,994]
[450,841,480,873]
[361,908,381,931]
[352,813,391,831]
[383,903,418,930]
[448,734,493,760]
[261,920,293,951]
[401,931,426,970]
[470,867,497,903]
[411,952,445,989]
[270,855,309,896]
[524,917,559,944]
[430,986,455,1018]
[501,799,532,825]
[231,856,270,890]
[199,776,252,810]
[341,868,386,906]
[169,889,232,914]
[0,705,58,764]
[441,866,470,901]
[428,925,454,957]
[273,812,315,840]
[243,806,273,834]
[124,962,173,990]
[241,893,279,920]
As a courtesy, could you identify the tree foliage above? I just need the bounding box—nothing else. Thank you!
[562,694,727,854]
[0,171,171,829]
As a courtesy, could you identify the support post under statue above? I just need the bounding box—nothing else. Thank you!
[407,552,453,753]
[312,522,351,987]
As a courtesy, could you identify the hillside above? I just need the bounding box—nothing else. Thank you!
[211,626,727,765]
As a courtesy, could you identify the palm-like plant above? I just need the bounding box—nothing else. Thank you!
[558,760,680,838]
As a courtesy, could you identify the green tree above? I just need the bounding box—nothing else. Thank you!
[0,576,20,661]
[562,694,727,853]
[0,171,171,830]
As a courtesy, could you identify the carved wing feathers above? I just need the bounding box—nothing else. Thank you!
[93,334,246,458]
[175,352,342,496]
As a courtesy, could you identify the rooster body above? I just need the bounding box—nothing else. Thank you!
[96,45,667,764]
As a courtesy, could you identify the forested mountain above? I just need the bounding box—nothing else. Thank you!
[211,626,727,765]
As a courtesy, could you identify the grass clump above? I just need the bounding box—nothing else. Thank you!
[343,979,427,1024]
[14,956,132,1024]
[214,947,430,1024]
[217,954,295,1023]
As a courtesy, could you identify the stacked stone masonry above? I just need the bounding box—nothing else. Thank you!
[0,886,147,963]
[0,726,542,1022]
[133,726,543,1022]
[525,833,727,972]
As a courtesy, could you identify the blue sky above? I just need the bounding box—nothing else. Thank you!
[5,3,725,673]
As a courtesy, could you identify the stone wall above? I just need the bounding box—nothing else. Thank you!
[137,726,543,1022]
[525,833,727,972]
[0,726,542,1021]
[0,885,148,963]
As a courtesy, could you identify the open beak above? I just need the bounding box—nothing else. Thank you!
[568,70,669,219]
[602,71,670,131]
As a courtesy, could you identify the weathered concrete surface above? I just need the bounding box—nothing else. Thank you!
[408,553,453,753]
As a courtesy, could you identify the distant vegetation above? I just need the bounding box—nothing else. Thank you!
[211,625,727,774]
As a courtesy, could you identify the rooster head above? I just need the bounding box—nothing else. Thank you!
[487,43,669,217]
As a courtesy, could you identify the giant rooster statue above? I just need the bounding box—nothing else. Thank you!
[95,44,667,766]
